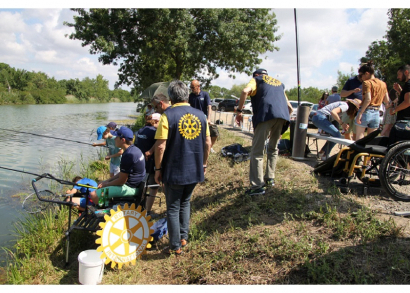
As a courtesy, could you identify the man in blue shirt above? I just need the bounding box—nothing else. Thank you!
[189,79,219,152]
[341,74,363,140]
[326,86,341,105]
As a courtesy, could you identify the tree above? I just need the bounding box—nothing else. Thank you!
[362,9,410,86]
[65,9,281,94]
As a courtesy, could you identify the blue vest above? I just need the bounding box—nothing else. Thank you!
[162,105,207,185]
[251,75,290,129]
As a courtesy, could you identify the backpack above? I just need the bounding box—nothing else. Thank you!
[221,143,250,163]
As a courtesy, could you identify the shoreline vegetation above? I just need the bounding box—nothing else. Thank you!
[2,126,410,284]
[0,62,136,105]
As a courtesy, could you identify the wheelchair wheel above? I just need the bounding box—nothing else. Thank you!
[379,141,410,201]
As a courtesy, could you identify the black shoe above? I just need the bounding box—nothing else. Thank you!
[265,179,275,187]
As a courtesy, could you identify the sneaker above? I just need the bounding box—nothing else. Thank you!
[245,187,266,196]
[181,239,188,248]
[162,246,183,256]
[210,148,216,153]
[265,179,275,187]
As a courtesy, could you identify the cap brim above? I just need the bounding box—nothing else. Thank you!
[97,134,103,140]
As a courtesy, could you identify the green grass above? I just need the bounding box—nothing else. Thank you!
[2,127,409,284]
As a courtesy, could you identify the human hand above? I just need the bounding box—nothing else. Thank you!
[235,113,243,126]
[105,156,110,161]
[353,88,361,93]
[154,171,162,185]
[393,83,402,93]
[92,143,97,147]
[356,114,362,125]
[390,108,396,115]
[145,151,152,160]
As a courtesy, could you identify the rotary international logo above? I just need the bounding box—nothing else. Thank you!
[178,113,202,140]
[263,75,282,87]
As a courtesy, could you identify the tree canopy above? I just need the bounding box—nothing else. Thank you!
[361,9,410,86]
[64,9,281,94]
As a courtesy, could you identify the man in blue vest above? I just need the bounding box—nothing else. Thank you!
[154,80,211,255]
[236,69,293,196]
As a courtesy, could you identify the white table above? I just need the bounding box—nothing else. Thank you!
[307,133,355,159]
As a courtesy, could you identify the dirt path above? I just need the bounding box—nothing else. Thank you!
[217,122,410,237]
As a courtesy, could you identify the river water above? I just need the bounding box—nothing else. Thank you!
[0,102,140,266]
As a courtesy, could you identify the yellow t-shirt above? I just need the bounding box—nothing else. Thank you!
[246,78,258,96]
[155,103,210,140]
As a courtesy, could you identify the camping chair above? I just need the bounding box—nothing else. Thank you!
[31,173,156,265]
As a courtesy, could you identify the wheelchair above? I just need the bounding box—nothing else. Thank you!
[314,128,410,201]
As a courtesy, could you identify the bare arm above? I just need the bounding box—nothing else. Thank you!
[393,92,410,114]
[92,141,106,147]
[236,86,252,124]
[340,88,360,98]
[154,139,167,184]
[106,148,123,160]
[98,172,128,188]
[203,136,211,174]
[207,105,212,124]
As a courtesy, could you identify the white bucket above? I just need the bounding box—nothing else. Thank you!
[78,250,105,285]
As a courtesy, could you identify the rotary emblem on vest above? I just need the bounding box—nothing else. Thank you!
[178,113,202,140]
[263,75,282,87]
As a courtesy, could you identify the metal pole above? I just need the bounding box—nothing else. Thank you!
[294,8,301,105]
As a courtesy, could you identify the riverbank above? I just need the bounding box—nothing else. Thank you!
[3,126,410,284]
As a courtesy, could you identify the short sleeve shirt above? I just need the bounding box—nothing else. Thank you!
[106,136,121,166]
[362,78,387,107]
[318,101,348,116]
[120,145,146,188]
[188,91,211,117]
[342,76,363,100]
[397,80,410,121]
[326,94,341,104]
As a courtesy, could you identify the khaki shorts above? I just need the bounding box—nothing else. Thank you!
[209,124,219,138]
[341,112,356,134]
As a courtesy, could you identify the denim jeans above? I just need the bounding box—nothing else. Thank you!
[163,182,197,251]
[312,113,342,155]
[354,108,380,129]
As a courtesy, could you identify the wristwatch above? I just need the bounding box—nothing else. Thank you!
[236,108,243,113]
[154,166,161,171]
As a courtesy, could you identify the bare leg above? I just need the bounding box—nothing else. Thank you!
[145,188,158,212]
[355,125,367,140]
[211,136,217,148]
[380,124,393,137]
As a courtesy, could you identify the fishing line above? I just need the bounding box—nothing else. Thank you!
[0,166,96,189]
[0,128,108,147]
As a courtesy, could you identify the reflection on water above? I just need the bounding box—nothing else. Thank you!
[0,102,139,266]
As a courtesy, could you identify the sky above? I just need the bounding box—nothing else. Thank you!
[0,4,394,93]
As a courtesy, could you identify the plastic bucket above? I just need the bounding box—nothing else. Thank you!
[78,250,105,285]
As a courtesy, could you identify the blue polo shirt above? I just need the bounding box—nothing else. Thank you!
[120,145,146,188]
[189,90,211,117]
[135,125,157,172]
[342,76,363,100]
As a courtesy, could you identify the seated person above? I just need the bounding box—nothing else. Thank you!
[65,176,98,211]
[89,127,146,206]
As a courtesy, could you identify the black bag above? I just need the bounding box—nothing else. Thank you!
[221,143,250,163]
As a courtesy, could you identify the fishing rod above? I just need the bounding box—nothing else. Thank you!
[0,165,96,189]
[0,128,108,147]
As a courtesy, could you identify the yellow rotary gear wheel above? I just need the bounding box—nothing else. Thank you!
[96,203,154,269]
[178,113,202,140]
